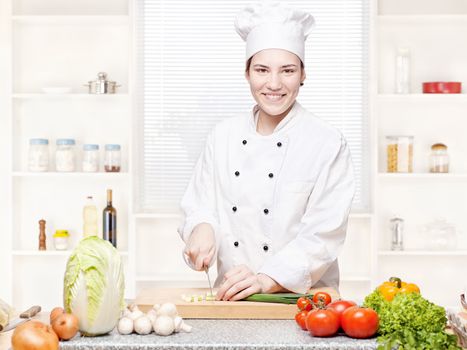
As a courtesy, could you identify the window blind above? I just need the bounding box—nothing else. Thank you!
[137,0,369,213]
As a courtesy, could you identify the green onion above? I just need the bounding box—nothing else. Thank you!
[243,293,313,304]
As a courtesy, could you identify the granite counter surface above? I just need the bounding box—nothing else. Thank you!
[60,319,377,350]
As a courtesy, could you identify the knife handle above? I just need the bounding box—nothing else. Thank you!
[20,306,41,318]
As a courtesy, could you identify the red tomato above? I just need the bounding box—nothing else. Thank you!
[312,292,332,306]
[327,300,357,318]
[341,306,379,339]
[297,297,312,311]
[294,310,309,330]
[305,308,340,337]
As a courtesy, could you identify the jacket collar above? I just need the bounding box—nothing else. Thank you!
[250,101,303,135]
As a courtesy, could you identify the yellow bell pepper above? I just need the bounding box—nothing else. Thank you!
[378,277,420,301]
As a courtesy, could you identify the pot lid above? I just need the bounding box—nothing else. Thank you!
[88,72,116,84]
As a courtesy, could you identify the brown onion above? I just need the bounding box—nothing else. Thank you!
[51,313,79,340]
[12,320,59,350]
[49,307,64,324]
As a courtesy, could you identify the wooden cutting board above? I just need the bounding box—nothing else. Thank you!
[136,287,340,319]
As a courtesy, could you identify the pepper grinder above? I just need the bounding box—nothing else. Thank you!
[390,217,404,251]
[38,219,46,251]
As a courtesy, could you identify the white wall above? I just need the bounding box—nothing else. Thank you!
[0,0,13,303]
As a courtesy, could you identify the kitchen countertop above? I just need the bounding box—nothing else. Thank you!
[59,319,377,350]
[1,315,377,350]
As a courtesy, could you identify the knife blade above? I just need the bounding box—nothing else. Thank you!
[1,305,41,332]
[204,266,214,297]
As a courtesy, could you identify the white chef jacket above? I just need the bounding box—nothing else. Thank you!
[178,101,355,293]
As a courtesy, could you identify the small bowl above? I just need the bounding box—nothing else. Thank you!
[41,87,73,94]
[422,82,462,94]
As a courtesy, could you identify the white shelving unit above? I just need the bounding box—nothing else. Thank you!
[2,0,467,310]
[373,0,467,307]
[13,93,130,99]
[11,250,129,256]
[378,251,467,256]
[3,0,136,311]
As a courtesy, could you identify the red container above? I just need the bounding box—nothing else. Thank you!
[423,82,462,94]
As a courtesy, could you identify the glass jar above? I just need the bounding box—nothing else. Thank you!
[104,144,121,172]
[53,230,69,250]
[421,218,457,251]
[429,143,449,173]
[55,139,76,172]
[82,144,99,172]
[395,47,410,94]
[28,138,49,172]
[390,217,404,251]
[386,136,414,173]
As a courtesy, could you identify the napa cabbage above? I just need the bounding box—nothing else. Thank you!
[63,236,125,336]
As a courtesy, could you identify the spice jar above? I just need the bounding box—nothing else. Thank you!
[104,144,121,172]
[386,136,413,173]
[429,143,449,173]
[28,138,49,172]
[82,144,99,172]
[53,230,69,250]
[55,139,76,172]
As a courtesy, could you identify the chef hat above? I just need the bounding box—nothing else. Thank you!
[234,1,315,63]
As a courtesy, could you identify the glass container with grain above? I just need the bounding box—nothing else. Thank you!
[386,136,413,173]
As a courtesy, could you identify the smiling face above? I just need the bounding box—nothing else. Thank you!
[246,48,306,121]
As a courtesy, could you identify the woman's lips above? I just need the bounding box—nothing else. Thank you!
[262,93,286,102]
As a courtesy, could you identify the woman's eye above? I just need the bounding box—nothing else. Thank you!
[255,68,268,73]
[283,69,296,74]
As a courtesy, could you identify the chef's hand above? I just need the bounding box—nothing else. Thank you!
[184,223,216,271]
[216,265,287,301]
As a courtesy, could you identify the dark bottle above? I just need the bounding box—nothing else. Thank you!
[103,189,117,247]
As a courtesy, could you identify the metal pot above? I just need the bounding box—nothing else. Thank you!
[84,72,120,94]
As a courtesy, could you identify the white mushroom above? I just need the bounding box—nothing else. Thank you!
[156,303,178,318]
[174,316,192,333]
[128,304,140,312]
[129,309,144,321]
[117,317,134,335]
[122,308,132,318]
[153,304,161,312]
[147,309,157,324]
[153,315,175,336]
[134,315,153,335]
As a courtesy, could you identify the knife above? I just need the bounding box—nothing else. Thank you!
[204,266,214,297]
[1,306,41,332]
[182,252,214,297]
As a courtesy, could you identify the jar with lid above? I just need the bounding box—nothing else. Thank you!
[421,218,457,250]
[386,135,414,173]
[429,143,449,173]
[104,144,121,172]
[28,138,49,172]
[53,230,69,250]
[55,139,76,172]
[82,144,99,172]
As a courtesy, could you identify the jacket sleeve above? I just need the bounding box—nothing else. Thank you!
[258,136,355,293]
[178,129,219,244]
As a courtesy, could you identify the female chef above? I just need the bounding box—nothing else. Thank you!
[178,2,355,301]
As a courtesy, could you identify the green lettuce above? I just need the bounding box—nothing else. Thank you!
[363,290,460,350]
[64,236,125,336]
